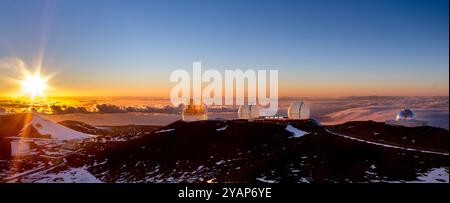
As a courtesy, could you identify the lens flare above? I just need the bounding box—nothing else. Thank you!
[19,69,51,100]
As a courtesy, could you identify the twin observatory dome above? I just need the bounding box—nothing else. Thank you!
[182,101,311,121]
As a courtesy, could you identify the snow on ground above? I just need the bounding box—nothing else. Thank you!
[216,125,228,131]
[381,167,449,183]
[3,165,47,182]
[256,177,278,183]
[155,128,175,133]
[21,114,95,140]
[414,167,449,183]
[285,125,309,138]
[96,126,112,130]
[215,160,226,165]
[24,167,102,183]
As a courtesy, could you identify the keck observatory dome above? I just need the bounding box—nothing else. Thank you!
[287,101,310,119]
[182,103,208,122]
[238,104,260,119]
[396,109,415,120]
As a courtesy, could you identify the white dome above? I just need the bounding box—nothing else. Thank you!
[396,109,415,120]
[182,104,208,121]
[287,101,310,119]
[238,104,260,119]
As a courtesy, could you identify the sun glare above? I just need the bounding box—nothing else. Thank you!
[19,70,50,100]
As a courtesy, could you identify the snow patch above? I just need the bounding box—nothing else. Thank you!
[285,125,308,138]
[215,160,226,165]
[216,125,228,131]
[17,165,102,183]
[415,168,449,183]
[32,167,102,183]
[96,126,112,130]
[196,165,204,171]
[21,114,94,140]
[155,128,175,133]
[256,177,278,183]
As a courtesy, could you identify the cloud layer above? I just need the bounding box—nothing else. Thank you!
[0,96,448,129]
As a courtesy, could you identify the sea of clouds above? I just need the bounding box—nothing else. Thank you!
[0,96,448,129]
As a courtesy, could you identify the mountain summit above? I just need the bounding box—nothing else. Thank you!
[0,113,94,140]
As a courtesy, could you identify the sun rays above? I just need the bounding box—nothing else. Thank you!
[1,58,56,101]
[19,69,51,100]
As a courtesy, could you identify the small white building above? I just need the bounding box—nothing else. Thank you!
[10,140,33,156]
[287,101,310,119]
[237,104,260,119]
[386,109,427,127]
[182,103,208,122]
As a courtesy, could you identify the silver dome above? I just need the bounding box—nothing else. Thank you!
[396,109,415,120]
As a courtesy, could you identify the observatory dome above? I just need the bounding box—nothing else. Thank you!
[386,108,426,127]
[238,104,260,119]
[396,109,415,120]
[287,101,310,119]
[182,103,208,122]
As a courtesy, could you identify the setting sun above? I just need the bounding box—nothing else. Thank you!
[19,70,50,99]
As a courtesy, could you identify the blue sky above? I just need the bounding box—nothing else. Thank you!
[0,0,448,97]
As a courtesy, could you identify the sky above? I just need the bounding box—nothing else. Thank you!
[0,0,448,97]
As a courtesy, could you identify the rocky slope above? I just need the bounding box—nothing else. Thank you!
[64,120,449,183]
[1,114,448,183]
